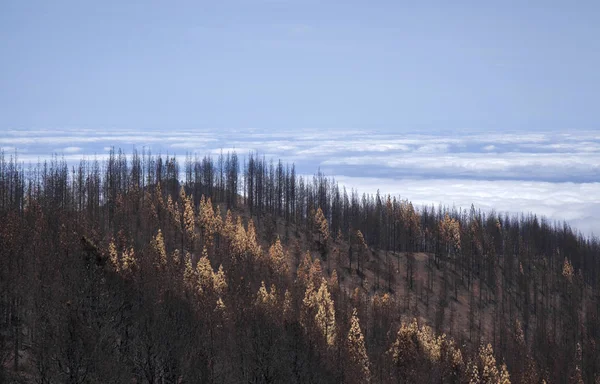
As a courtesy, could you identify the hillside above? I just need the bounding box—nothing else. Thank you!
[1,150,599,383]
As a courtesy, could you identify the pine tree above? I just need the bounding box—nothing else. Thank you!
[152,228,167,267]
[332,247,340,269]
[297,251,313,286]
[563,257,574,283]
[479,343,500,384]
[223,209,235,240]
[215,297,226,317]
[108,239,119,272]
[301,280,317,329]
[196,247,213,295]
[155,181,165,209]
[310,257,323,287]
[213,205,223,248]
[355,230,368,274]
[171,249,181,266]
[231,216,247,259]
[467,360,480,384]
[268,236,288,276]
[181,186,196,250]
[167,194,180,225]
[440,337,465,383]
[315,279,336,346]
[283,289,293,321]
[351,287,363,313]
[256,281,277,313]
[389,319,419,382]
[570,365,584,384]
[522,358,540,384]
[167,193,181,252]
[329,269,339,292]
[416,322,442,363]
[314,206,329,251]
[440,214,461,258]
[440,213,462,299]
[183,251,195,290]
[198,195,208,232]
[499,363,511,384]
[121,246,136,271]
[571,342,584,384]
[347,308,371,383]
[199,196,217,249]
[246,218,262,260]
[213,264,227,296]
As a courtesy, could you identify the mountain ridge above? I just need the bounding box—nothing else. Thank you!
[0,149,598,383]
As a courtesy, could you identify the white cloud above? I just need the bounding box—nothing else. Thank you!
[207,147,255,156]
[519,142,600,152]
[334,176,600,236]
[321,152,600,182]
[414,144,450,153]
[7,128,600,235]
[17,153,112,164]
[170,142,210,149]
[62,146,82,153]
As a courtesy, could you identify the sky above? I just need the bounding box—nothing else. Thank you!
[1,1,599,235]
[2,1,599,132]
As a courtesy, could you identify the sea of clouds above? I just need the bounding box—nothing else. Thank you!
[1,128,599,236]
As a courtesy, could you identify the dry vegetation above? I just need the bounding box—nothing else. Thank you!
[1,149,599,383]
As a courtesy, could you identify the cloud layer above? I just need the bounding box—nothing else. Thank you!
[2,128,599,235]
[332,176,600,237]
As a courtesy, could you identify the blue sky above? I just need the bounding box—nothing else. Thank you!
[1,1,599,132]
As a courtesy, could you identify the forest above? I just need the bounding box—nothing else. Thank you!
[1,148,599,383]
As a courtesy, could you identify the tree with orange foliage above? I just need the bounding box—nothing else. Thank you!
[268,236,289,277]
[213,264,227,297]
[108,239,119,272]
[183,251,195,291]
[152,229,167,267]
[180,186,196,252]
[329,269,339,292]
[315,280,336,347]
[121,246,136,273]
[255,281,278,315]
[300,278,336,348]
[222,209,235,240]
[246,218,262,261]
[355,230,368,275]
[310,258,324,288]
[196,246,213,295]
[347,308,370,383]
[231,216,247,261]
[282,289,293,322]
[297,251,313,286]
[563,257,574,283]
[389,318,466,383]
[440,213,462,299]
[470,343,508,384]
[199,195,218,250]
[213,205,223,249]
[314,207,329,255]
[440,214,461,260]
